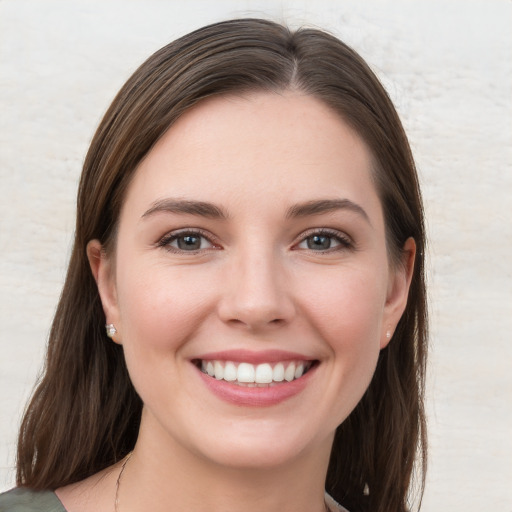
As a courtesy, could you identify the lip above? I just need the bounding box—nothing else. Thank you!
[194,349,313,364]
[192,351,318,407]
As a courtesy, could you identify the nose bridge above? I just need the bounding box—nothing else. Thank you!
[219,241,294,329]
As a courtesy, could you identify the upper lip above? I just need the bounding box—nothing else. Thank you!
[193,349,315,364]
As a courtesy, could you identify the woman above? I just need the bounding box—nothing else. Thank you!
[0,18,427,512]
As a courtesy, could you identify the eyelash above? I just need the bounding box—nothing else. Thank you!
[157,229,220,254]
[293,228,354,253]
[156,228,354,254]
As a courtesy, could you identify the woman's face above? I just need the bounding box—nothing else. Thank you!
[90,91,413,469]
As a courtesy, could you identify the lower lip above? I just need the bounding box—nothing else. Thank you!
[195,364,317,407]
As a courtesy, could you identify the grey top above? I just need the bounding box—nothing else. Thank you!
[0,488,65,512]
[0,487,348,512]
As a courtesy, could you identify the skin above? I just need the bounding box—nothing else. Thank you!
[57,91,415,512]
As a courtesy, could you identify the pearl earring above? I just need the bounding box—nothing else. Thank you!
[105,323,117,338]
[386,330,392,340]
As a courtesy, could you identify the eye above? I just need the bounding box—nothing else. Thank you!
[158,230,218,253]
[295,230,352,252]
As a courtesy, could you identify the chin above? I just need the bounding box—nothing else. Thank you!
[187,419,333,471]
[199,440,311,470]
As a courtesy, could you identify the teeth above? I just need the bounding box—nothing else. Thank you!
[223,361,237,381]
[284,363,296,382]
[255,363,273,384]
[273,363,285,382]
[237,363,255,383]
[214,361,224,380]
[200,360,310,384]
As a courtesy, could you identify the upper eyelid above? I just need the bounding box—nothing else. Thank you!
[157,228,220,247]
[160,227,216,238]
[294,227,353,243]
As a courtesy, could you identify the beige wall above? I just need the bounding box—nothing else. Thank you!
[1,1,511,510]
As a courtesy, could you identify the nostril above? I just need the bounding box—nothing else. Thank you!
[228,317,287,331]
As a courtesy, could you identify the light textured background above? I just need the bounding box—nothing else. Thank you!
[1,1,511,510]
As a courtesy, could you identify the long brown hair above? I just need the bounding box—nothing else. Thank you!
[17,18,427,512]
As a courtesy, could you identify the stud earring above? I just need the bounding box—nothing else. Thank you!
[386,330,392,340]
[105,323,117,338]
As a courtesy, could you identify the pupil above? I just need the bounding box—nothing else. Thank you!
[308,235,331,250]
[178,235,200,250]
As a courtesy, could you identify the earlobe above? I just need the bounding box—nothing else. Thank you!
[86,240,122,344]
[381,237,416,349]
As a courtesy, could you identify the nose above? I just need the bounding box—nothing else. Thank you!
[217,248,296,331]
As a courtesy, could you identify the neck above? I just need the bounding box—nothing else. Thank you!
[119,412,333,512]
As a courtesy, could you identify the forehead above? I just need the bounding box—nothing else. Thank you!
[123,91,382,223]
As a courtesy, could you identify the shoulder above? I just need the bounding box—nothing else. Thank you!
[0,488,66,512]
[325,492,350,512]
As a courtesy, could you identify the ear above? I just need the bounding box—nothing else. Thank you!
[87,240,122,344]
[380,237,416,349]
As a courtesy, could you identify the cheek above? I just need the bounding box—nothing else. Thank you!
[303,265,387,343]
[115,261,215,353]
[299,266,386,404]
[113,262,219,412]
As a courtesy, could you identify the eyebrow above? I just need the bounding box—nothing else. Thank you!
[142,198,229,219]
[285,198,371,224]
[141,197,370,224]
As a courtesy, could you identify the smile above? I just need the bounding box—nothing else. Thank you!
[198,360,314,386]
